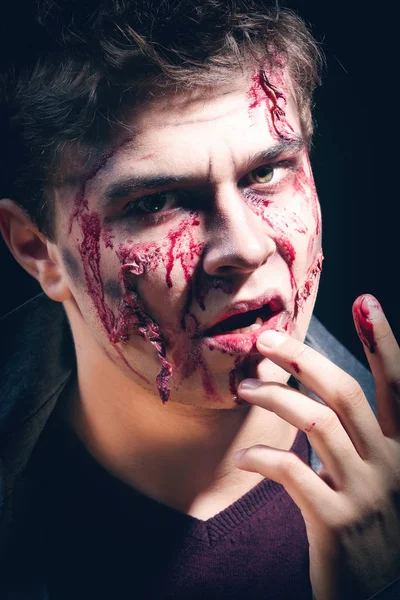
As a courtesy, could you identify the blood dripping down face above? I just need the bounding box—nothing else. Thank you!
[55,66,323,408]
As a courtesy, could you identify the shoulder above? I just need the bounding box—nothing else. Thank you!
[0,293,74,434]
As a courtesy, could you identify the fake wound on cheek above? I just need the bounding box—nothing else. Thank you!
[71,175,220,404]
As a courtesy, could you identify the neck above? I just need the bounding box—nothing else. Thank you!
[64,306,298,519]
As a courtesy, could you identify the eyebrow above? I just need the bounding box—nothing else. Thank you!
[99,136,305,209]
[98,174,186,208]
[243,137,305,172]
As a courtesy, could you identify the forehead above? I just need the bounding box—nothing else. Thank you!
[54,69,303,224]
[95,73,302,177]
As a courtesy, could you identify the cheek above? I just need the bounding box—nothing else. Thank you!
[117,212,203,291]
[294,160,321,237]
[61,247,82,282]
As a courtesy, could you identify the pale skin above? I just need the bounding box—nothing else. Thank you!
[0,69,399,598]
[235,305,400,599]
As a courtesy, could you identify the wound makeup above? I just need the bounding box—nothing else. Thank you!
[65,73,323,406]
[294,250,324,316]
[290,361,301,374]
[247,69,295,142]
[352,295,380,353]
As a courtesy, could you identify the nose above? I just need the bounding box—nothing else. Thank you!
[202,185,276,277]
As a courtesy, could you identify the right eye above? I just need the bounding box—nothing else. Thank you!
[124,191,178,216]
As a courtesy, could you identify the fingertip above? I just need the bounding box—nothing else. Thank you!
[360,294,382,321]
[234,448,247,465]
[352,294,382,321]
[352,294,378,354]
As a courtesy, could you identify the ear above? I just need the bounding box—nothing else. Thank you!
[0,199,72,303]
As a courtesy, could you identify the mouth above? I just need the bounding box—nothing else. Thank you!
[202,294,291,355]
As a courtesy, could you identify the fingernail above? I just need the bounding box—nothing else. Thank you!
[360,295,382,320]
[234,448,247,462]
[258,330,286,348]
[239,379,262,391]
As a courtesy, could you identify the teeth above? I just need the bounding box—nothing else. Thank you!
[229,316,264,335]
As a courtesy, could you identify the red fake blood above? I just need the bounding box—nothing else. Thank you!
[194,272,233,311]
[113,247,173,402]
[265,210,308,235]
[305,422,316,433]
[275,236,296,291]
[164,214,203,288]
[294,161,321,237]
[295,250,324,316]
[79,213,149,383]
[80,212,115,336]
[69,138,132,234]
[117,214,203,290]
[111,214,206,402]
[247,70,294,142]
[229,356,242,401]
[68,136,152,383]
[290,361,301,374]
[307,234,316,262]
[102,222,115,249]
[170,311,222,402]
[352,295,379,353]
[229,356,254,405]
[199,355,219,400]
[243,193,272,222]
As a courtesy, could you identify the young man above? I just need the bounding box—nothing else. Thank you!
[0,1,399,598]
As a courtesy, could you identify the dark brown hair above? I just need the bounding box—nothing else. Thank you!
[0,0,323,239]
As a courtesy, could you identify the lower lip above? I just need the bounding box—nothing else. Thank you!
[202,311,290,355]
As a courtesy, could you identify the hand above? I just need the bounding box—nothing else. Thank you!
[234,294,400,600]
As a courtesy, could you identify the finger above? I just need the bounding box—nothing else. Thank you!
[234,443,340,527]
[238,381,364,487]
[352,294,400,439]
[253,330,384,462]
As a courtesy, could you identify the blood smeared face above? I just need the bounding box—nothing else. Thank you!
[55,69,323,407]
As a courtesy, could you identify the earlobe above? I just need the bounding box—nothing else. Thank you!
[0,199,72,303]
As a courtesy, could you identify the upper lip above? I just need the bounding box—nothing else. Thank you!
[200,289,285,336]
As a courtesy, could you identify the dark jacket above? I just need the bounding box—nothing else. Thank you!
[0,294,399,598]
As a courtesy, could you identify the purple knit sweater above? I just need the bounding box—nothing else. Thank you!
[15,413,312,599]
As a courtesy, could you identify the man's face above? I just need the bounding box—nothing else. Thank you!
[55,69,323,408]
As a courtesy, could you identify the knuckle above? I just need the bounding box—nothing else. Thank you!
[289,344,309,363]
[281,453,303,480]
[313,409,341,437]
[374,325,394,344]
[333,377,363,410]
[322,496,354,530]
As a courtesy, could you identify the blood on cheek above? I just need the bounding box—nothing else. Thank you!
[75,193,224,403]
[68,143,222,404]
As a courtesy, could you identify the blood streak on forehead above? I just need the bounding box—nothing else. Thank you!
[247,69,295,142]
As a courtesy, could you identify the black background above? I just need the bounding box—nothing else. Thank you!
[1,1,398,369]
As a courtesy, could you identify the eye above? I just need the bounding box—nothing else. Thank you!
[248,165,274,184]
[124,191,177,216]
